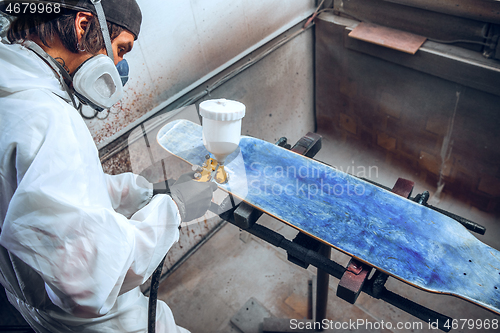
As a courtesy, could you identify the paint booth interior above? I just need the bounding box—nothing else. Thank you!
[87,0,500,270]
[104,1,500,331]
[94,0,500,216]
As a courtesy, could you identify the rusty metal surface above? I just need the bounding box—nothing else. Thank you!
[348,22,427,54]
[343,30,500,97]
[334,0,488,52]
[99,27,315,280]
[85,0,316,149]
[93,0,316,275]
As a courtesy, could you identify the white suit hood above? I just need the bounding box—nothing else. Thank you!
[0,39,188,333]
[0,39,69,99]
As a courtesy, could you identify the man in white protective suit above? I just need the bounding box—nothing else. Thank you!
[0,1,216,332]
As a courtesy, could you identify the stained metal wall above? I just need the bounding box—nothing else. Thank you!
[315,12,500,213]
[85,0,316,148]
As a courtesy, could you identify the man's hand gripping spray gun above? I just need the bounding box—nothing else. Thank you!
[192,99,246,184]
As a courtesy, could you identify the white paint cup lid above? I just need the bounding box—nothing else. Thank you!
[200,99,246,121]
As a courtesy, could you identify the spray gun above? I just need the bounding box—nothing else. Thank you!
[193,99,246,184]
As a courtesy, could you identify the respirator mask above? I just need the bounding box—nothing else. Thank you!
[71,0,128,111]
[72,55,127,111]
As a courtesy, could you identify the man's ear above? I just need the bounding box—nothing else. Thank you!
[74,12,94,43]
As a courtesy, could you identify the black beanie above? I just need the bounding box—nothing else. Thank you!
[63,0,142,39]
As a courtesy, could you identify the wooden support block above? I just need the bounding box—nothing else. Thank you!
[348,22,427,54]
[336,259,371,304]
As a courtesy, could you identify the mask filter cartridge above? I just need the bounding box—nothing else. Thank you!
[94,73,116,98]
[116,59,129,86]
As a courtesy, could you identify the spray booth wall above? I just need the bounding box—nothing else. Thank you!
[315,12,500,214]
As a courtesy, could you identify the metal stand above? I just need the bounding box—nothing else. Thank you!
[315,244,331,326]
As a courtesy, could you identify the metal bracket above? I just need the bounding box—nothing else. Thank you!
[290,132,322,158]
[482,24,500,60]
[287,232,322,269]
[233,202,264,230]
[391,178,414,198]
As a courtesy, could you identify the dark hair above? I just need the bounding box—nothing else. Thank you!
[7,12,124,55]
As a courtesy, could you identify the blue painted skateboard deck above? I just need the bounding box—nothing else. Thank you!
[157,119,500,315]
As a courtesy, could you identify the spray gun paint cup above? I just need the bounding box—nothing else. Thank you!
[200,99,246,164]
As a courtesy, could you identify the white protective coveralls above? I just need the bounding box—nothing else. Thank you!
[0,39,189,333]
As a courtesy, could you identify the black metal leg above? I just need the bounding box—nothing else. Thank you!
[315,244,331,328]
